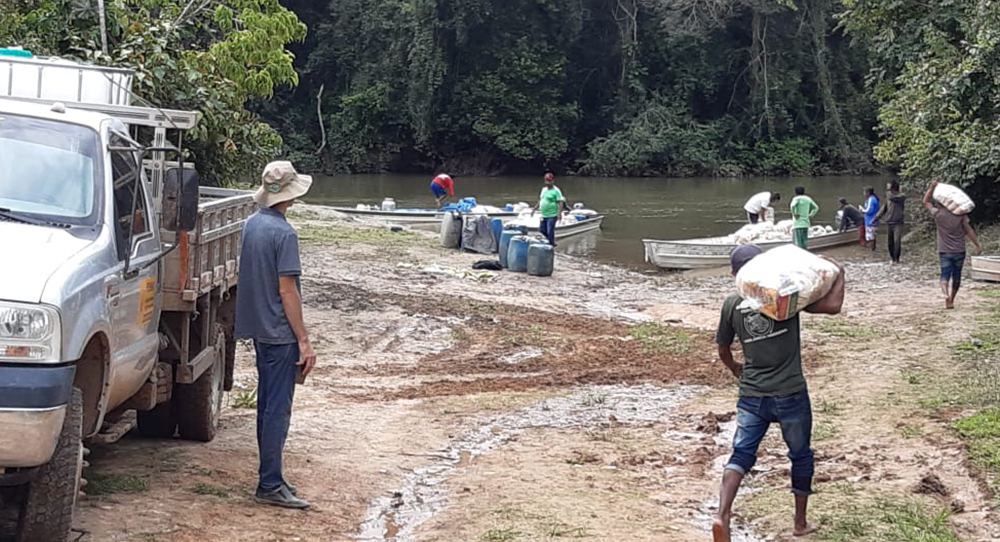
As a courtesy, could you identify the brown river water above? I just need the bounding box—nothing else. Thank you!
[306,174,891,267]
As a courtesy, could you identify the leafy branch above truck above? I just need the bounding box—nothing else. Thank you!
[0,0,306,186]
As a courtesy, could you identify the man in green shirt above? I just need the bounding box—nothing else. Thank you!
[534,172,566,246]
[789,186,819,249]
[712,244,845,542]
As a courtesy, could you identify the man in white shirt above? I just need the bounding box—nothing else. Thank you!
[743,192,781,224]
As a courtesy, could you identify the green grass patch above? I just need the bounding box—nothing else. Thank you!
[745,487,959,542]
[815,317,888,340]
[191,482,230,498]
[230,387,257,409]
[898,425,923,438]
[482,526,520,541]
[817,499,960,542]
[297,223,436,248]
[952,408,1000,488]
[816,400,844,416]
[86,472,150,495]
[628,323,694,355]
[813,419,839,441]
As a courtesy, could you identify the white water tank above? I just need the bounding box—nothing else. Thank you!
[381,198,397,211]
[0,50,133,106]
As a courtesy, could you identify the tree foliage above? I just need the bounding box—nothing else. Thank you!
[841,0,1000,220]
[0,0,305,185]
[256,0,877,177]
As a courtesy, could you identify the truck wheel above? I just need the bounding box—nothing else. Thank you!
[136,402,177,438]
[223,327,236,392]
[16,388,83,542]
[175,325,226,442]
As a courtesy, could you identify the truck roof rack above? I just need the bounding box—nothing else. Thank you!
[0,95,199,129]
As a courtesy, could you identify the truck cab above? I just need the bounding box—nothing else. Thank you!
[0,51,253,541]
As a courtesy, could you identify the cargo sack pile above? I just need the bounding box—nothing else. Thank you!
[735,245,840,321]
[933,183,975,215]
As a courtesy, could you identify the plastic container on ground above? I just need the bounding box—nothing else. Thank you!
[507,236,530,272]
[499,230,519,268]
[491,218,504,251]
[440,211,462,249]
[527,244,555,277]
[381,198,397,211]
[0,52,133,105]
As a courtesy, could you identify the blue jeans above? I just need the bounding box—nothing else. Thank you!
[940,252,966,291]
[539,217,557,246]
[726,389,814,495]
[254,341,299,492]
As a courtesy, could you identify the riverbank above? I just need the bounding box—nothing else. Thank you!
[71,208,999,541]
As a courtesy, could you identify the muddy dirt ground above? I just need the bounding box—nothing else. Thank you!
[68,209,999,541]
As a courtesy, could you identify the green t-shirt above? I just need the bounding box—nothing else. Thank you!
[539,186,565,218]
[790,195,818,229]
[716,293,807,397]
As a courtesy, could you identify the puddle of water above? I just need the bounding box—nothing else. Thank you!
[690,419,768,542]
[357,383,704,541]
[499,348,543,364]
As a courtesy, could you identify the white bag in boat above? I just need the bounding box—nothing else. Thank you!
[735,245,840,321]
[933,183,975,215]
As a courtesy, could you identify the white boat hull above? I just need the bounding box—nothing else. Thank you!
[643,229,859,270]
[523,216,604,239]
[329,207,519,225]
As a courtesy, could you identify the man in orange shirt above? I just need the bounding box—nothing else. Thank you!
[430,173,454,207]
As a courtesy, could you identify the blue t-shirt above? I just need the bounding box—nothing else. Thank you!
[862,195,880,227]
[235,207,301,344]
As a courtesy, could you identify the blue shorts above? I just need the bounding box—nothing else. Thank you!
[726,389,814,495]
[940,252,966,288]
[430,182,447,197]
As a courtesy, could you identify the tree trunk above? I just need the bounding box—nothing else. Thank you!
[808,0,851,163]
[749,8,774,139]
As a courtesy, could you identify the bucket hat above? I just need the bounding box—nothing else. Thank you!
[254,161,313,207]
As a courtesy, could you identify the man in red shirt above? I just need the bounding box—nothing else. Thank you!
[430,173,454,207]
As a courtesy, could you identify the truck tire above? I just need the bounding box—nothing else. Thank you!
[136,402,177,439]
[175,325,226,442]
[16,388,83,542]
[223,326,236,392]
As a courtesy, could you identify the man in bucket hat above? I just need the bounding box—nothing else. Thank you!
[712,244,845,541]
[235,161,316,509]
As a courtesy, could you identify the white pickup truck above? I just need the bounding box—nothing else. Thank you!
[0,51,255,540]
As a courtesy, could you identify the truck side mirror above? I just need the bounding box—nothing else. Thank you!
[162,167,199,232]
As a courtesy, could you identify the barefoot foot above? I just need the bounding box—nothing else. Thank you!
[712,518,731,542]
[793,522,821,537]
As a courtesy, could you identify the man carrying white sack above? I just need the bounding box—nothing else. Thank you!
[712,244,845,542]
[924,181,982,310]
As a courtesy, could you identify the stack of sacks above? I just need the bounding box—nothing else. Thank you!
[933,184,975,215]
[736,245,841,320]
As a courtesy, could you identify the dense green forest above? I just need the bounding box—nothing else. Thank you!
[259,0,877,178]
[1,0,1000,217]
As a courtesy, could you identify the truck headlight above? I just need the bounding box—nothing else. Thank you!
[0,302,61,362]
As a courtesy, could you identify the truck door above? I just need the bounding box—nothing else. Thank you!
[106,133,161,409]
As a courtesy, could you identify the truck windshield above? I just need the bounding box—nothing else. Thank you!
[0,114,101,225]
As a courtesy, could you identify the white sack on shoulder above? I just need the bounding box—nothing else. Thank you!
[933,183,975,215]
[735,245,840,321]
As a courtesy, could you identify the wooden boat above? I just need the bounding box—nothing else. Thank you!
[328,206,518,225]
[971,255,1000,283]
[642,229,859,270]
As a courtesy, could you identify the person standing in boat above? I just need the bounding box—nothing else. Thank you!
[430,173,455,208]
[860,187,880,252]
[789,186,818,249]
[743,191,781,224]
[534,172,566,246]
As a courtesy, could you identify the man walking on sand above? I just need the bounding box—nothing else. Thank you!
[236,161,318,509]
[923,181,982,310]
[713,244,845,542]
[789,186,818,249]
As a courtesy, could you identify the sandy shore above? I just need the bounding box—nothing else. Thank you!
[67,207,999,542]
